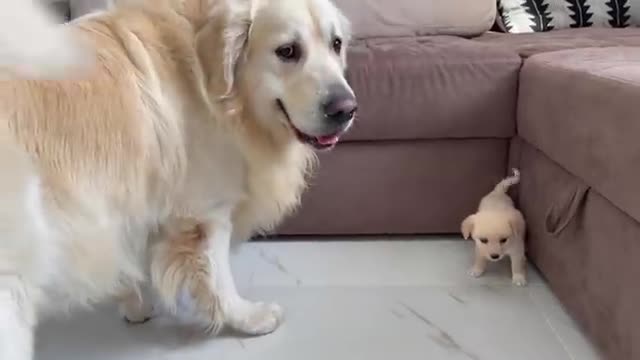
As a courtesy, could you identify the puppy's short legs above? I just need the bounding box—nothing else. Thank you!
[0,275,34,360]
[118,288,153,324]
[206,215,283,336]
[468,250,488,278]
[510,254,528,287]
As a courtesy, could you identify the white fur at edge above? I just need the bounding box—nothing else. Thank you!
[0,0,92,80]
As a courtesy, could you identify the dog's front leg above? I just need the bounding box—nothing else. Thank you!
[0,276,35,360]
[117,288,154,324]
[206,215,283,336]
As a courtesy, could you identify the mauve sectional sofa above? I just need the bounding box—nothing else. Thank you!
[280,3,640,359]
[47,0,640,358]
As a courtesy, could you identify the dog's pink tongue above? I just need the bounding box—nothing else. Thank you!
[317,134,339,145]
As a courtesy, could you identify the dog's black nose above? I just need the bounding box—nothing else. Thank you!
[490,254,500,260]
[323,91,357,125]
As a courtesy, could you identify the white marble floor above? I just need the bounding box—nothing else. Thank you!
[36,239,601,360]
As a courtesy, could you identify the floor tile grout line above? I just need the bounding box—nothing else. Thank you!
[239,283,544,294]
[527,289,576,360]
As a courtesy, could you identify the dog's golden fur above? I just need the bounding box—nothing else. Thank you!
[0,0,354,358]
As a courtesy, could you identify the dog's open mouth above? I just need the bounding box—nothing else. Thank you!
[277,99,343,150]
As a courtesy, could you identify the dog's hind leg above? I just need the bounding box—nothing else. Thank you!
[0,276,35,360]
[0,139,40,359]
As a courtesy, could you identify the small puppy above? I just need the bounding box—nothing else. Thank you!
[461,169,527,286]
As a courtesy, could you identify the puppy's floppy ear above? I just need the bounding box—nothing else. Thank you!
[508,211,526,239]
[461,215,475,240]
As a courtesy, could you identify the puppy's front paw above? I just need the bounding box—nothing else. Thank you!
[512,274,528,287]
[468,268,485,278]
[229,301,284,336]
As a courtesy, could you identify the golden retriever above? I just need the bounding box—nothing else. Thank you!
[0,0,356,358]
[461,169,527,286]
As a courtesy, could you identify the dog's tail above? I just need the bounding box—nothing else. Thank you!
[493,168,520,194]
[0,0,93,80]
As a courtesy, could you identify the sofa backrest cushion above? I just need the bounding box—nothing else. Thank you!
[39,0,70,21]
[333,0,496,38]
[67,0,496,37]
[498,0,640,33]
[68,0,113,19]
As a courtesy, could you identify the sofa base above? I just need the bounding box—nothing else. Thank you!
[514,137,640,360]
[279,139,509,235]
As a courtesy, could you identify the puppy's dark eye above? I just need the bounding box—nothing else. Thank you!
[275,42,302,62]
[332,37,342,53]
[480,239,488,244]
[500,238,508,244]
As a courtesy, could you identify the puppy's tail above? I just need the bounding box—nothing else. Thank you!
[493,168,520,194]
[0,0,93,80]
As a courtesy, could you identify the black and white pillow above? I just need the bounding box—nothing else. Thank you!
[498,0,640,33]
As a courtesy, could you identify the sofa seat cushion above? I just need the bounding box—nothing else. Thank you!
[345,36,521,142]
[518,47,640,223]
[475,28,640,58]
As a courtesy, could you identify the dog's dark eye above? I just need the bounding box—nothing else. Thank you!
[480,239,488,244]
[275,42,302,62]
[332,37,342,53]
[500,238,508,244]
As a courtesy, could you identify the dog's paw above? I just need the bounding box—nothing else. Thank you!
[229,301,284,336]
[119,299,154,324]
[468,268,484,278]
[512,274,528,287]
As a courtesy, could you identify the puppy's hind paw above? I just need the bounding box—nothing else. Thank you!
[512,274,528,287]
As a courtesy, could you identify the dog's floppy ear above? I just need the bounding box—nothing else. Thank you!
[336,10,352,65]
[461,215,475,240]
[195,0,253,98]
[221,0,257,97]
[508,211,526,239]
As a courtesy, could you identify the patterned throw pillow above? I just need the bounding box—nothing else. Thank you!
[497,0,639,33]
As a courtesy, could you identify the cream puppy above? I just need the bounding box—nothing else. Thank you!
[461,169,527,286]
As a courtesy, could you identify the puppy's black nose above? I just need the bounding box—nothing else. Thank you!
[490,254,500,260]
[323,92,357,126]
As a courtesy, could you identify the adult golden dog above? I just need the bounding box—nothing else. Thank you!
[0,0,356,358]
